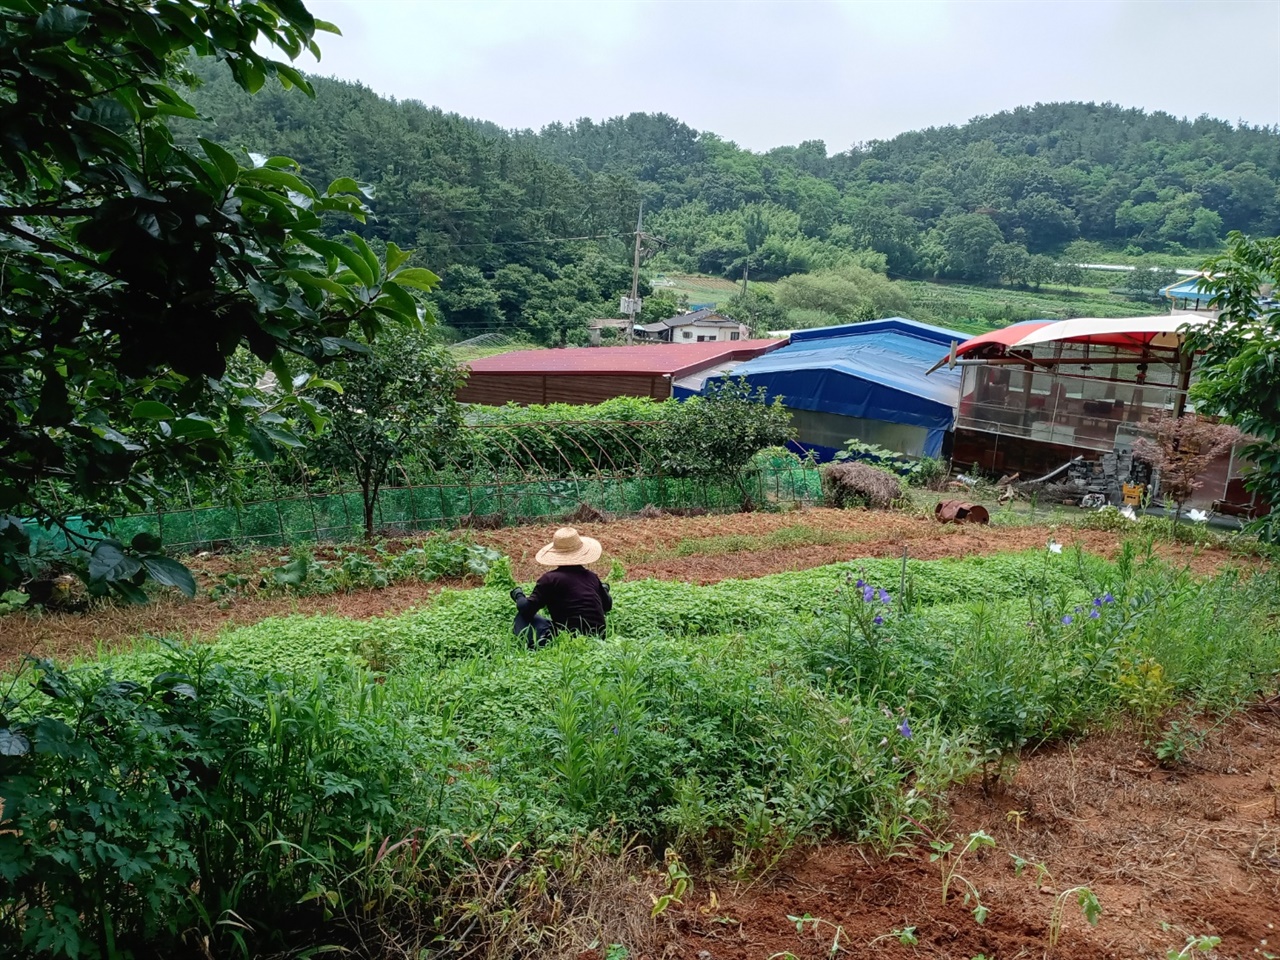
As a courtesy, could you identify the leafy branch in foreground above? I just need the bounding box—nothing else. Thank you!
[0,0,440,596]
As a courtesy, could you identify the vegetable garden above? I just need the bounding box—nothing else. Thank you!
[3,530,1278,959]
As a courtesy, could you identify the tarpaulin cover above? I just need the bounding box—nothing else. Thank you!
[701,318,968,458]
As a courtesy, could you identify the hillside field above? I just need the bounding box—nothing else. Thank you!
[4,504,1276,959]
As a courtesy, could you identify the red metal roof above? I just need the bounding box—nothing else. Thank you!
[466,340,786,378]
[952,321,1054,360]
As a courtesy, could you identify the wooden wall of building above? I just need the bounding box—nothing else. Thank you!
[457,374,671,406]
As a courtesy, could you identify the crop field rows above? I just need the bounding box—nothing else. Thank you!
[4,519,1277,959]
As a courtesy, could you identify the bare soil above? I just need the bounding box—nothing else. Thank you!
[666,706,1280,960]
[0,507,1262,670]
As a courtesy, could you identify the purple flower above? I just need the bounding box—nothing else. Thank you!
[856,578,865,589]
[1089,608,1100,619]
[863,586,875,602]
[898,718,913,739]
[1093,597,1103,607]
[1103,592,1116,604]
[612,725,619,735]
[1061,614,1074,625]
[878,587,891,604]
[873,615,884,626]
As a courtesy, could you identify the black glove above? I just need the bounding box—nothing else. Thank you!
[510,587,526,603]
[602,583,611,595]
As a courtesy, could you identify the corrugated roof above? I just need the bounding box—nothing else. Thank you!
[465,340,785,378]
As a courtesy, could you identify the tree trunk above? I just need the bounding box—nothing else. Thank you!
[360,475,377,540]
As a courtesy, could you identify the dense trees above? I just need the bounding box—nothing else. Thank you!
[187,76,1278,325]
[180,62,644,343]
[773,265,910,324]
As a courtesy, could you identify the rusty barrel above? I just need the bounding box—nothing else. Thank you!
[934,500,991,524]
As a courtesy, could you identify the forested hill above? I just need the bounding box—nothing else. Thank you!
[183,63,1280,338]
[509,105,1280,274]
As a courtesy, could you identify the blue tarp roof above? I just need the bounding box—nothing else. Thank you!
[698,318,968,457]
[1161,276,1213,304]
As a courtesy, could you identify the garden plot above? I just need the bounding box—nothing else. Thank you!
[1,506,1263,669]
[4,534,1278,958]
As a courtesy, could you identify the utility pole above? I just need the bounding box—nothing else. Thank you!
[740,262,749,298]
[626,201,644,344]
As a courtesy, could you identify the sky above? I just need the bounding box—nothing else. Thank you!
[296,0,1280,152]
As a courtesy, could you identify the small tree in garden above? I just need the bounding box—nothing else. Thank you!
[1133,413,1243,527]
[309,333,465,538]
[1191,232,1280,541]
[657,378,794,508]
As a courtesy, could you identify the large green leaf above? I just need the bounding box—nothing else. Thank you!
[132,400,176,420]
[0,729,30,758]
[34,4,90,41]
[197,137,241,188]
[347,232,382,286]
[88,540,142,583]
[241,166,317,198]
[299,233,376,287]
[391,267,440,292]
[142,556,196,597]
[385,241,411,274]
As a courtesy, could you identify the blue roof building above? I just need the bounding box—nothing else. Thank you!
[690,318,969,459]
[1160,275,1215,310]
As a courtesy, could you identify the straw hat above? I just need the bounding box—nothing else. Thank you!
[535,527,602,566]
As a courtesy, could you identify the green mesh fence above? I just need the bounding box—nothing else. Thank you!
[105,458,823,553]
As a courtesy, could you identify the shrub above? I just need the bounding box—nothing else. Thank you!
[821,461,904,508]
[657,378,794,507]
[1133,413,1244,517]
[0,651,471,959]
[836,439,948,487]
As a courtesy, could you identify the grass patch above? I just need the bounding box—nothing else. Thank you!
[899,279,1164,332]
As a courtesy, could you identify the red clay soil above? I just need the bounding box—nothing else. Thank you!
[0,507,1262,671]
[479,506,1255,584]
[665,708,1280,960]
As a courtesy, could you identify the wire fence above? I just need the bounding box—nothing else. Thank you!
[103,455,824,554]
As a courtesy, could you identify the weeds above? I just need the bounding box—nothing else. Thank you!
[210,533,501,604]
[786,912,846,956]
[930,830,996,923]
[1048,886,1102,949]
[1168,934,1223,958]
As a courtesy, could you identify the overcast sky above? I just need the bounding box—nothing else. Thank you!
[297,0,1280,152]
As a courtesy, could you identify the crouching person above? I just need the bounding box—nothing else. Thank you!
[510,527,611,648]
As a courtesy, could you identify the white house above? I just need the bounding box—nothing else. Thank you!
[634,308,749,343]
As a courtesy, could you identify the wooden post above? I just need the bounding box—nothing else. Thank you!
[627,202,643,344]
[1172,348,1193,419]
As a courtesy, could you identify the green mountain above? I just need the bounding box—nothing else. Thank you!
[183,64,1280,338]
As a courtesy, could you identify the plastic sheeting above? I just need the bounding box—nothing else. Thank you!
[701,318,967,458]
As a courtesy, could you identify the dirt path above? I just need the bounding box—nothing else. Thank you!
[0,507,1261,670]
[669,706,1280,960]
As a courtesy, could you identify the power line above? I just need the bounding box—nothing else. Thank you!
[439,232,632,249]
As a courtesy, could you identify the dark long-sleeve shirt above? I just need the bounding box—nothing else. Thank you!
[516,565,611,636]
